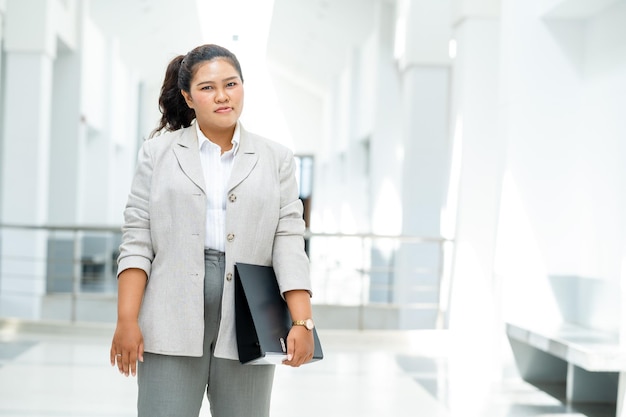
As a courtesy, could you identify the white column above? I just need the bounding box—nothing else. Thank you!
[367,0,405,311]
[48,41,84,224]
[0,5,5,214]
[0,0,55,318]
[395,66,450,328]
[370,1,403,235]
[0,53,55,318]
[392,0,452,328]
[445,1,502,414]
[447,18,503,332]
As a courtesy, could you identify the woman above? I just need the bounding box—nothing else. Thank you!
[109,44,315,417]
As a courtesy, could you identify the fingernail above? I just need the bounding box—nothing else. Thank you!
[287,354,293,361]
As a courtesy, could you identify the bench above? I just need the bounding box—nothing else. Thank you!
[506,321,626,416]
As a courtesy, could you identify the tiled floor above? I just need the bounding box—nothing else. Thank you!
[0,320,616,417]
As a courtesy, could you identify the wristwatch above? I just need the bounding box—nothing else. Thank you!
[292,318,315,331]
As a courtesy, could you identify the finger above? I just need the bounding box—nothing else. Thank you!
[122,353,130,376]
[138,341,144,363]
[286,335,295,362]
[113,354,124,369]
[288,348,304,367]
[282,357,301,367]
[116,352,125,374]
[109,346,116,366]
[129,350,138,377]
[282,342,296,366]
[292,348,303,366]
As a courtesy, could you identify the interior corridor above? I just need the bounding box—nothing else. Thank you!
[0,320,615,417]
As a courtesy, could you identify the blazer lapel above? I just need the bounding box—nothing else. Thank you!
[172,126,206,194]
[228,127,258,192]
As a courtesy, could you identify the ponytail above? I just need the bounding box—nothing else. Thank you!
[150,44,244,138]
[150,55,195,138]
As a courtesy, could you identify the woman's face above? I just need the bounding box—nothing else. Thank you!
[182,58,244,134]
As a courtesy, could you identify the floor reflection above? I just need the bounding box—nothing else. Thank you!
[0,322,619,417]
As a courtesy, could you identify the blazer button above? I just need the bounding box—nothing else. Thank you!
[226,272,233,282]
[227,233,235,242]
[228,193,237,203]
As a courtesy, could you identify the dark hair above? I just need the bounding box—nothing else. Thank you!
[150,44,244,137]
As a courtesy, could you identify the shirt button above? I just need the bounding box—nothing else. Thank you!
[226,272,233,282]
[228,193,237,203]
[227,233,235,242]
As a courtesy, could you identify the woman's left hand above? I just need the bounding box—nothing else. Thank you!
[282,325,314,367]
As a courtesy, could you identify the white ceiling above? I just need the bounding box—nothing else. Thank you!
[89,0,380,91]
[89,0,203,86]
[87,0,385,150]
[266,0,378,90]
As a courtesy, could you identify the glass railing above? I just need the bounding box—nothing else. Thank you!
[0,224,454,327]
[305,231,455,328]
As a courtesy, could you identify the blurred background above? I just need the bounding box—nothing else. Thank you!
[0,0,625,416]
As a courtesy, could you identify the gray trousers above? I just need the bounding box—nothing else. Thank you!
[137,249,275,417]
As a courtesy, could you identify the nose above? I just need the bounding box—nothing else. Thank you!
[215,88,229,103]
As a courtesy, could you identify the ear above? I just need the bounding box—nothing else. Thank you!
[181,90,193,108]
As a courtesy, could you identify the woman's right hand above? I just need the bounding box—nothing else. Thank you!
[111,268,147,377]
[110,320,144,377]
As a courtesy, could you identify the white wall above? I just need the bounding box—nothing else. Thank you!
[0,0,142,319]
[1,0,57,319]
[81,18,107,131]
[439,0,626,399]
[311,62,375,234]
[48,40,83,223]
[495,0,626,334]
[307,25,390,235]
[451,0,500,22]
[0,1,6,218]
[74,12,141,225]
[268,69,325,156]
[52,0,77,50]
[398,0,452,67]
[444,10,503,404]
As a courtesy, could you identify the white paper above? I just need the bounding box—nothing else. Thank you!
[244,353,288,365]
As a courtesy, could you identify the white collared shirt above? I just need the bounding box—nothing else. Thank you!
[196,121,240,251]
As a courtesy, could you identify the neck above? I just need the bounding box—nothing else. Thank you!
[199,124,235,153]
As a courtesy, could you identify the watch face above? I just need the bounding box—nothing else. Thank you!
[305,318,315,330]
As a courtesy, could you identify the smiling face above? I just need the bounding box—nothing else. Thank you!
[181,58,244,140]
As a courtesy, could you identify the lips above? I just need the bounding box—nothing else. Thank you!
[215,106,232,113]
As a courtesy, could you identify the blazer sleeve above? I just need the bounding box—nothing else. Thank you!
[117,140,154,278]
[272,147,312,296]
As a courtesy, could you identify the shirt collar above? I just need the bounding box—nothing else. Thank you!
[196,120,240,155]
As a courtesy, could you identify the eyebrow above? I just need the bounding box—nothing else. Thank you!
[196,76,240,86]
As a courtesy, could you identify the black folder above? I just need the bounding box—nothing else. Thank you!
[234,262,323,365]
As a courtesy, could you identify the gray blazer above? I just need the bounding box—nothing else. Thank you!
[117,123,311,359]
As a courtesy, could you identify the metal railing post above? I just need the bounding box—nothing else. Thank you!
[359,235,366,331]
[71,229,82,323]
